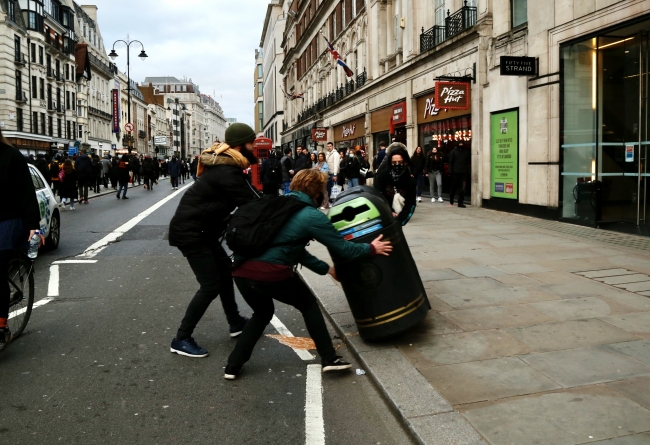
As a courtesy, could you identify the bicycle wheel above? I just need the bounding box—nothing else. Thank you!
[7,254,35,339]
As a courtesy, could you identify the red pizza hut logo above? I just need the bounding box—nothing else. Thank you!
[435,82,470,110]
[423,97,440,118]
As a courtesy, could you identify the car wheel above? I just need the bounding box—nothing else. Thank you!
[46,211,60,250]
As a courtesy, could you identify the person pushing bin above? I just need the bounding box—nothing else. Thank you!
[328,186,430,340]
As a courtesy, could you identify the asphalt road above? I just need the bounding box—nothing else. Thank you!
[1,178,414,445]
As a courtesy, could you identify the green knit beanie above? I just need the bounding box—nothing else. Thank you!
[225,123,256,146]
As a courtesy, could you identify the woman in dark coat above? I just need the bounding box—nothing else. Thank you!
[373,145,417,226]
[58,160,79,210]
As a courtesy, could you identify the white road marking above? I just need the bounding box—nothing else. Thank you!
[270,315,315,361]
[48,265,59,297]
[77,182,193,258]
[305,364,325,445]
[52,260,98,265]
[9,297,54,320]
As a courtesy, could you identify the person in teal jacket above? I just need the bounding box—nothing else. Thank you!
[226,169,393,380]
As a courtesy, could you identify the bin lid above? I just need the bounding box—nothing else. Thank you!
[329,188,394,239]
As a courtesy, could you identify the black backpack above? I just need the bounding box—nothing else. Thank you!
[226,195,309,259]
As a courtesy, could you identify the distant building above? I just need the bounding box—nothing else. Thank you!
[259,0,285,148]
[253,49,263,134]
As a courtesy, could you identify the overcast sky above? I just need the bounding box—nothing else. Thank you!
[89,0,270,128]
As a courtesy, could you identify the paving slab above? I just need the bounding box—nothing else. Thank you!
[451,266,508,278]
[398,329,531,367]
[529,297,642,321]
[607,377,650,410]
[441,305,553,331]
[424,292,456,312]
[462,387,650,445]
[420,357,561,405]
[408,412,487,445]
[600,293,650,311]
[492,263,552,274]
[521,345,650,387]
[419,268,467,282]
[609,340,650,366]
[416,259,478,271]
[491,274,546,287]
[590,434,650,445]
[437,286,560,309]
[603,312,650,335]
[526,271,588,284]
[597,274,650,285]
[615,281,650,293]
[541,281,633,299]
[577,269,640,279]
[425,277,507,294]
[506,319,639,352]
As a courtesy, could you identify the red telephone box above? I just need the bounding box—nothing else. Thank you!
[251,137,273,192]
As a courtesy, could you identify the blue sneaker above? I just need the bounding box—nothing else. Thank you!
[229,316,249,338]
[170,337,208,358]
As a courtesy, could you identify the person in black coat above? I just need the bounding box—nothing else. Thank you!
[34,154,50,185]
[168,123,260,358]
[74,149,92,204]
[374,146,417,226]
[259,149,282,196]
[58,160,79,209]
[293,146,311,174]
[425,147,445,202]
[448,142,470,208]
[142,157,156,191]
[167,157,181,190]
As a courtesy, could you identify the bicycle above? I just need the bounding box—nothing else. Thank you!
[6,249,35,341]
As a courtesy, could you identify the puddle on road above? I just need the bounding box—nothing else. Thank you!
[266,334,316,350]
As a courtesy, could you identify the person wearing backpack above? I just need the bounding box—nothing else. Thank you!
[168,123,260,358]
[260,150,282,196]
[223,169,393,380]
[74,148,92,204]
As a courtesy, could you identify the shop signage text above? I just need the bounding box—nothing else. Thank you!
[342,124,356,138]
[392,103,406,124]
[626,144,635,163]
[490,110,519,200]
[154,136,167,145]
[112,89,119,133]
[311,127,328,141]
[500,56,538,76]
[435,82,470,110]
[423,97,441,119]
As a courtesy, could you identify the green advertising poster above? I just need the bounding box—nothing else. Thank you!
[490,110,519,200]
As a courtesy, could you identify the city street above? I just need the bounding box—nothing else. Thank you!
[0,181,413,445]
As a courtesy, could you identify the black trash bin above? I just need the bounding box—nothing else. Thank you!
[328,186,430,341]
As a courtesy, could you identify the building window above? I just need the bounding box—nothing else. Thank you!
[40,112,45,135]
[38,46,43,65]
[14,35,21,61]
[17,109,23,132]
[31,76,37,99]
[512,0,527,28]
[39,78,44,100]
[65,64,69,80]
[67,121,71,139]
[30,43,36,62]
[7,1,15,22]
[48,116,52,136]
[258,82,263,96]
[257,64,263,78]
[66,91,70,109]
[16,70,22,100]
[72,92,75,109]
[57,118,61,138]
[78,124,82,138]
[32,111,37,133]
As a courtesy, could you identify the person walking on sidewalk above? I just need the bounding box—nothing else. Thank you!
[190,156,198,180]
[280,148,294,195]
[49,155,63,198]
[260,149,282,196]
[0,133,43,352]
[74,148,92,204]
[35,154,49,185]
[410,146,426,203]
[91,155,103,193]
[116,155,132,200]
[130,155,141,185]
[101,155,111,189]
[449,142,470,208]
[425,147,444,203]
[59,160,79,210]
[110,156,119,189]
[168,123,260,358]
[372,141,387,171]
[374,145,417,226]
[324,142,340,202]
[142,156,156,191]
[168,156,181,190]
[224,169,393,380]
[314,152,330,209]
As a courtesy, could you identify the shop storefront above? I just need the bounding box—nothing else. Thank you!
[6,133,54,158]
[416,88,472,196]
[560,16,650,231]
[371,101,407,154]
[333,116,366,152]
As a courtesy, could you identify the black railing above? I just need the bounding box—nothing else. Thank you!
[15,90,26,102]
[356,69,367,88]
[446,1,477,39]
[420,1,477,53]
[14,52,26,65]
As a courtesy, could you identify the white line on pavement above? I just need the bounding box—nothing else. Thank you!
[52,260,98,264]
[305,364,325,445]
[270,315,315,361]
[48,265,59,297]
[9,297,55,320]
[77,182,193,258]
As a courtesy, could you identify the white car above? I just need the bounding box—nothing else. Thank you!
[27,164,60,250]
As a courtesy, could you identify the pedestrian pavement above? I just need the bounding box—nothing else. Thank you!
[301,201,650,445]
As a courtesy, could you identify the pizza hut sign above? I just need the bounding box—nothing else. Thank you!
[311,127,328,141]
[434,81,470,110]
[342,124,356,138]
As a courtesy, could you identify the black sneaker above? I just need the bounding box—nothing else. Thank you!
[224,363,243,380]
[170,337,208,358]
[229,316,249,338]
[458,204,466,208]
[322,356,353,372]
[116,194,121,199]
[122,196,129,200]
[0,327,12,353]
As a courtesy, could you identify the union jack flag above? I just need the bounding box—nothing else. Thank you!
[322,35,354,78]
[281,86,304,101]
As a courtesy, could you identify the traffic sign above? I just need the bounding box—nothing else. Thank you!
[124,122,134,132]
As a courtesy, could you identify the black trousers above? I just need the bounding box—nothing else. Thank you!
[0,250,11,319]
[176,245,242,340]
[228,275,337,367]
[449,173,466,205]
[171,176,179,188]
[262,183,279,196]
[144,177,154,190]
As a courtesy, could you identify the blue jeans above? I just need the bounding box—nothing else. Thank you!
[283,181,291,195]
[414,172,424,197]
[117,180,128,198]
[348,177,359,188]
[327,174,335,198]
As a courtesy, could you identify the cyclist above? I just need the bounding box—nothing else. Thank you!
[0,130,43,352]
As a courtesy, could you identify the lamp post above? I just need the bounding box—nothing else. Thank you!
[108,36,147,153]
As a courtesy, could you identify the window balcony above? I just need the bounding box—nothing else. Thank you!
[420,1,477,54]
[15,91,27,103]
[14,53,26,66]
[46,67,54,79]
